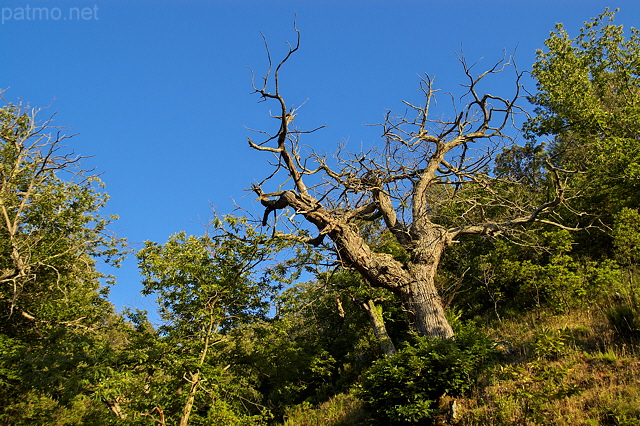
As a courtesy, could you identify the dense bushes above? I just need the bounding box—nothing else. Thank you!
[357,326,496,424]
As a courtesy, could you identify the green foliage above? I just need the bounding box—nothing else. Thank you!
[0,102,126,328]
[491,360,582,423]
[139,227,269,333]
[444,229,625,320]
[605,292,640,340]
[282,393,368,426]
[613,207,640,265]
[494,140,547,187]
[357,326,496,424]
[0,100,128,424]
[226,279,381,420]
[528,10,640,140]
[132,216,287,424]
[526,9,640,234]
[531,327,570,360]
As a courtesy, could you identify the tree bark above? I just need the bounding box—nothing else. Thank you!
[180,371,200,426]
[401,262,454,339]
[360,298,397,356]
[328,219,454,339]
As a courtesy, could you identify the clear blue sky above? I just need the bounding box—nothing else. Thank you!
[2,1,639,317]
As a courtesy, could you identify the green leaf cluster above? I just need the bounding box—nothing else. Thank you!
[526,9,640,226]
[0,101,129,423]
[357,327,496,424]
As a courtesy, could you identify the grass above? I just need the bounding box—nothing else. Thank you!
[281,393,368,426]
[448,308,640,425]
[459,350,640,424]
[280,307,640,425]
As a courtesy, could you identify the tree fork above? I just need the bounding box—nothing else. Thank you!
[249,30,572,340]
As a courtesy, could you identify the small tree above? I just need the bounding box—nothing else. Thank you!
[0,99,124,329]
[0,97,127,422]
[248,30,576,339]
[136,216,287,425]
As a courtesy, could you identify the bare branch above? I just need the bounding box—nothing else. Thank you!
[246,40,583,338]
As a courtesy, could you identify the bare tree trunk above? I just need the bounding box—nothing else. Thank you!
[180,372,200,426]
[351,296,397,356]
[179,303,217,426]
[361,298,397,355]
[331,223,454,339]
[401,263,454,339]
[400,236,454,339]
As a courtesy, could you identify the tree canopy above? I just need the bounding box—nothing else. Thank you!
[527,9,640,225]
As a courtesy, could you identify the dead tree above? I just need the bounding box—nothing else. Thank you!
[248,30,575,339]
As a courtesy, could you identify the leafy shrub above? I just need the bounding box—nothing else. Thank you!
[613,208,640,266]
[357,327,496,424]
[532,327,570,359]
[606,303,640,339]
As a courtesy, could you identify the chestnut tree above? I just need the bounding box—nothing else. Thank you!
[248,31,575,339]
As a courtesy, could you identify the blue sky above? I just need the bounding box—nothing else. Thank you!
[2,1,639,317]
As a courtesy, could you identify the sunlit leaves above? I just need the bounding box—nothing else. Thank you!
[526,9,640,222]
[0,99,128,423]
[0,102,127,329]
[134,216,293,422]
[137,216,288,334]
[613,207,640,265]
